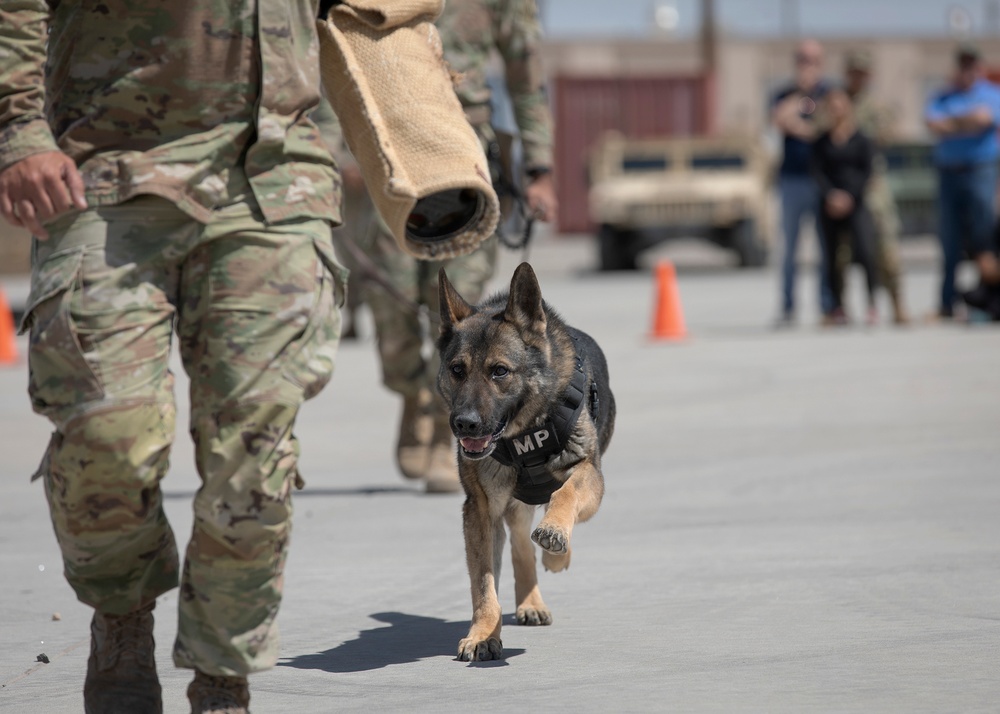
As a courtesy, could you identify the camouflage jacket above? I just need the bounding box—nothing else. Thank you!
[0,0,339,225]
[437,0,553,171]
[851,89,896,149]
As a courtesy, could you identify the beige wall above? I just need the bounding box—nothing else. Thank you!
[543,35,1000,141]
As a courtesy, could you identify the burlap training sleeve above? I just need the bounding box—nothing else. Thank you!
[317,1,500,260]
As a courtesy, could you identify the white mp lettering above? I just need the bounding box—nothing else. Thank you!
[534,429,550,449]
[513,435,537,456]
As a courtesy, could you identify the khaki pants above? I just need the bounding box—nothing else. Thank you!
[22,194,345,676]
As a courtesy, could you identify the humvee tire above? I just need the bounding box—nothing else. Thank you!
[598,224,640,271]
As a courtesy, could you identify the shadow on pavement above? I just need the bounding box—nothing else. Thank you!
[278,611,525,671]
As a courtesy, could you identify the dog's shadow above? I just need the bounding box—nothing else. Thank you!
[279,612,525,671]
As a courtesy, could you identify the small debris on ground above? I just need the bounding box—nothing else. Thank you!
[51,612,61,621]
[36,654,49,664]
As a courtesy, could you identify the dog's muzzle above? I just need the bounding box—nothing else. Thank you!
[458,416,508,459]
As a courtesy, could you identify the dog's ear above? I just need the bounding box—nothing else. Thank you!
[504,262,546,335]
[438,267,473,329]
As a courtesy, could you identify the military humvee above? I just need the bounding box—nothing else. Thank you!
[588,132,773,271]
[882,141,937,237]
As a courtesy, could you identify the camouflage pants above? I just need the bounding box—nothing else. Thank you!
[836,173,903,296]
[22,195,345,676]
[361,225,497,398]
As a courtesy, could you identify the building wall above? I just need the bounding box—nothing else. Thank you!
[543,35,1000,141]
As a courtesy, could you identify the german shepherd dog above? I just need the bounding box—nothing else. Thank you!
[437,262,615,661]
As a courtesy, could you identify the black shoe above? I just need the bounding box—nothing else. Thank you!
[963,281,1000,320]
[962,281,993,311]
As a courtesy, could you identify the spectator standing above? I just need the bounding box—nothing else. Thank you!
[811,87,881,325]
[925,44,1000,320]
[771,38,833,326]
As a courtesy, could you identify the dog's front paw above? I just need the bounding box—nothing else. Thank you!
[516,605,553,626]
[457,636,503,661]
[532,523,569,554]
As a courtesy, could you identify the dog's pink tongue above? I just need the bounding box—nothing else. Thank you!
[461,436,491,453]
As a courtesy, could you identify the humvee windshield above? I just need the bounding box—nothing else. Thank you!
[690,154,745,169]
[622,156,670,172]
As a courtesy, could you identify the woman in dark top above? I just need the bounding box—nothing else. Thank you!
[812,86,881,325]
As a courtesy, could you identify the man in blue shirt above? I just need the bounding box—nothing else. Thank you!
[925,44,1000,319]
[771,39,833,326]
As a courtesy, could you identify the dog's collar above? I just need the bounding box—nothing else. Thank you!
[491,352,589,505]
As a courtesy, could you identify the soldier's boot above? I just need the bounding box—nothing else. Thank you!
[84,602,161,714]
[424,406,461,494]
[396,388,433,480]
[889,288,910,325]
[187,671,250,714]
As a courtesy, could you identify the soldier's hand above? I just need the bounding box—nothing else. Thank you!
[824,189,854,219]
[524,172,558,223]
[0,151,87,240]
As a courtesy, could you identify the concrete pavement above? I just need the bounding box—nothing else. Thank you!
[2,232,999,713]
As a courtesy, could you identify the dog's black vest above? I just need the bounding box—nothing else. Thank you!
[490,354,593,505]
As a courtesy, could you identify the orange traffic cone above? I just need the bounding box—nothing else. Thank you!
[650,260,687,341]
[0,287,18,365]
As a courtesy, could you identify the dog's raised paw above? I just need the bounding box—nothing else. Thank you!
[516,606,553,626]
[531,524,568,554]
[457,636,503,662]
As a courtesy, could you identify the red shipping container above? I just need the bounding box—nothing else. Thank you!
[553,75,711,234]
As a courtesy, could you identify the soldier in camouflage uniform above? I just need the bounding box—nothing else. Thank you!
[842,50,910,324]
[0,2,354,712]
[359,0,557,494]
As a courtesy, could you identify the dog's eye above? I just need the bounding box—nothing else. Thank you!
[492,365,509,378]
[450,364,465,379]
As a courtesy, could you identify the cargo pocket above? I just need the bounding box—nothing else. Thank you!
[281,231,348,401]
[21,249,105,423]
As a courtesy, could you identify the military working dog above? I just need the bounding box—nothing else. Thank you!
[437,261,615,662]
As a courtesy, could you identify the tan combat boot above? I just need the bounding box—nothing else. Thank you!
[396,388,433,480]
[84,602,161,714]
[424,405,461,494]
[187,670,250,714]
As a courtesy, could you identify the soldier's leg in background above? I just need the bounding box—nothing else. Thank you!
[331,181,376,339]
[361,227,427,398]
[173,210,344,676]
[360,225,434,480]
[25,199,189,616]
